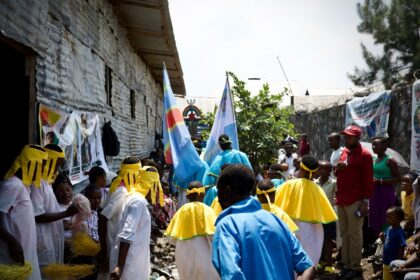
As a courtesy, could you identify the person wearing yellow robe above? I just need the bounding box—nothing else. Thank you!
[256,179,299,233]
[275,155,338,265]
[165,181,219,280]
[211,197,223,217]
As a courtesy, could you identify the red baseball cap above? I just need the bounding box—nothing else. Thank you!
[341,125,362,137]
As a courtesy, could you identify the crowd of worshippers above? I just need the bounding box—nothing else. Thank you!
[1,125,420,280]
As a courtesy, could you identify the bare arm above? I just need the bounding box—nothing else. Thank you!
[110,242,130,280]
[297,266,316,280]
[383,158,401,185]
[35,204,78,223]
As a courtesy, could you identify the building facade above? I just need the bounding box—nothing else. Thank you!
[0,0,184,173]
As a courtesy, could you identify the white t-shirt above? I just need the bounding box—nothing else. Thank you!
[0,177,41,280]
[330,147,344,179]
[278,153,298,179]
[109,193,151,280]
[30,180,65,266]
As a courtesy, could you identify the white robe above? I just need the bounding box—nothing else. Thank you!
[294,220,324,265]
[109,193,151,280]
[0,177,41,280]
[175,236,220,280]
[30,180,65,267]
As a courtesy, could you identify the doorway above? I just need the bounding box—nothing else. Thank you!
[0,37,36,178]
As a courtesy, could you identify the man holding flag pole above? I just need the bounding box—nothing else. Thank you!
[161,64,208,208]
[202,74,252,206]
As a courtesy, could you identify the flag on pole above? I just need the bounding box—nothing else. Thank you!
[162,66,206,187]
[203,75,239,165]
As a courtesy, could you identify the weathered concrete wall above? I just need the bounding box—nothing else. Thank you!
[0,0,163,171]
[292,86,412,163]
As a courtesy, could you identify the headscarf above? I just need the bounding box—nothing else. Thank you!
[256,186,276,209]
[300,161,318,179]
[43,148,65,184]
[186,187,205,196]
[5,145,48,187]
[109,162,142,194]
[137,166,164,207]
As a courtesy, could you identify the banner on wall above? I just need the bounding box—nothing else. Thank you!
[345,91,392,138]
[38,104,108,184]
[411,80,420,171]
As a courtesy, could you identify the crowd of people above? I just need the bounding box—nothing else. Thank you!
[0,124,419,280]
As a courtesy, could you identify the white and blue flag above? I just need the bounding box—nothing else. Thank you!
[203,75,239,165]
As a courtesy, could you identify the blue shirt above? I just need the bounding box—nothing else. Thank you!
[212,197,313,280]
[271,178,285,188]
[203,149,252,189]
[383,226,406,265]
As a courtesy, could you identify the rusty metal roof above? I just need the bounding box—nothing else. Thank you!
[111,0,185,96]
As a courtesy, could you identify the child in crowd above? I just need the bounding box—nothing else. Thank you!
[84,184,102,242]
[256,179,298,233]
[275,155,338,265]
[401,171,418,237]
[52,173,75,243]
[381,207,406,280]
[165,181,219,280]
[87,166,107,202]
[267,163,286,188]
[315,160,337,273]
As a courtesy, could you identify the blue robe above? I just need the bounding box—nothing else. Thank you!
[204,186,218,206]
[212,197,313,280]
[271,178,285,188]
[203,148,251,190]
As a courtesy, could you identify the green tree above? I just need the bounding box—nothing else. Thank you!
[229,72,294,166]
[348,0,420,88]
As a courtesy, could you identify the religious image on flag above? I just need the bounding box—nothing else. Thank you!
[162,66,206,188]
[203,75,239,165]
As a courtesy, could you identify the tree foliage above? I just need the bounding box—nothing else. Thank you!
[201,72,295,167]
[348,0,420,88]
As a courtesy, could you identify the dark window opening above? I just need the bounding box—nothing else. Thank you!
[105,65,112,107]
[130,89,135,119]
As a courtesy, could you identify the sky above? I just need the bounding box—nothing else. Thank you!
[169,0,379,98]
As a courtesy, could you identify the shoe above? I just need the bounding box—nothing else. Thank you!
[344,269,363,279]
[324,266,336,273]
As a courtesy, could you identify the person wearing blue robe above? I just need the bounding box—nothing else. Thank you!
[203,135,252,206]
[212,164,315,280]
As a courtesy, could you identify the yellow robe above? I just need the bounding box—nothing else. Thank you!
[211,197,223,217]
[275,178,338,224]
[260,203,299,233]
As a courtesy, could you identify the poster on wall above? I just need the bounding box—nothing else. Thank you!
[345,91,392,138]
[411,80,420,171]
[38,104,108,184]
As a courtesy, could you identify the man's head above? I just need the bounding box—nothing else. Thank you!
[186,181,205,202]
[284,142,294,156]
[317,160,332,179]
[217,164,255,210]
[218,134,233,151]
[299,155,319,179]
[88,166,107,187]
[341,126,362,149]
[84,184,102,210]
[268,163,284,179]
[299,134,307,141]
[328,132,341,150]
[256,179,276,204]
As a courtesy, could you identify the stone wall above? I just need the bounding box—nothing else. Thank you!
[0,0,163,171]
[292,85,413,163]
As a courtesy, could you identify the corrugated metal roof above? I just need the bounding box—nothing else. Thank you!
[111,0,185,96]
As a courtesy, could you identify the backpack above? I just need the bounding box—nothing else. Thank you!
[102,121,120,156]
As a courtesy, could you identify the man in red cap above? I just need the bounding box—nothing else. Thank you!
[335,125,374,279]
